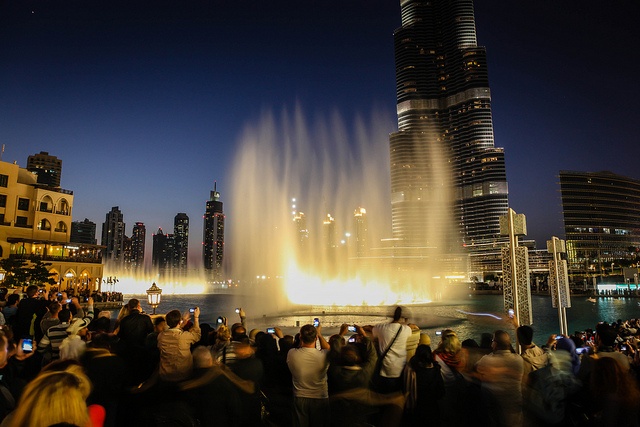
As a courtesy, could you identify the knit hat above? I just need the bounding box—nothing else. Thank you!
[419,333,431,346]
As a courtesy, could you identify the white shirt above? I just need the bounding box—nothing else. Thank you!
[372,322,412,378]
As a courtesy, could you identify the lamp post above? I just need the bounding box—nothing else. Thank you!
[146,282,162,315]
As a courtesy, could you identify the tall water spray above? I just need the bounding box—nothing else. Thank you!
[228,107,464,307]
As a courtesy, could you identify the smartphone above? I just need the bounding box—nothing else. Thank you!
[217,316,224,324]
[435,331,442,336]
[508,309,514,318]
[189,308,195,314]
[235,308,240,314]
[620,345,628,351]
[57,292,62,297]
[267,327,275,334]
[555,336,562,340]
[348,336,356,343]
[347,325,357,333]
[313,318,320,327]
[22,339,33,353]
[66,299,72,304]
[575,347,589,355]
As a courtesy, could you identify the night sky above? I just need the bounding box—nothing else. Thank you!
[1,1,638,266]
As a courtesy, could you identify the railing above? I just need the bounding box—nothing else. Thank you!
[55,210,70,215]
[14,223,33,228]
[39,208,53,213]
[54,228,67,233]
[9,253,103,264]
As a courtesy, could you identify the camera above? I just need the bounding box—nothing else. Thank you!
[217,316,224,324]
[435,331,442,336]
[235,308,240,314]
[347,325,357,333]
[189,308,195,314]
[22,339,33,353]
[267,327,275,334]
[313,318,320,327]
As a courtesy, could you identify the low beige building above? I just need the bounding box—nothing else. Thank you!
[0,160,103,291]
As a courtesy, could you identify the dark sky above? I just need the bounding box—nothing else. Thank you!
[1,0,638,265]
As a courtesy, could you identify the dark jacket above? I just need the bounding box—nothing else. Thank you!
[117,309,153,350]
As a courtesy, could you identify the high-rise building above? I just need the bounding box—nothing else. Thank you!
[70,218,97,245]
[131,222,146,269]
[174,213,189,270]
[101,206,126,263]
[389,0,509,273]
[354,207,369,257]
[152,227,168,269]
[26,151,62,187]
[323,214,336,250]
[560,171,640,273]
[203,184,224,276]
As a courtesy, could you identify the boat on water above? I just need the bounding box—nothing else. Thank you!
[587,297,597,303]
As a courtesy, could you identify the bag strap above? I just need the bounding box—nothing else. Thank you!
[379,323,404,361]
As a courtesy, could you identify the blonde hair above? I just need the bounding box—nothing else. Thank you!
[9,364,91,427]
[436,330,461,355]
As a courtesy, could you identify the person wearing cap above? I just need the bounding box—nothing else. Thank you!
[38,297,94,365]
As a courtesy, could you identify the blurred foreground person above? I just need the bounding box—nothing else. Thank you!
[475,330,524,427]
[3,363,104,427]
[588,357,640,427]
[403,344,444,426]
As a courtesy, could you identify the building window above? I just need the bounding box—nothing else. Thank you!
[0,214,5,225]
[0,175,7,188]
[0,195,6,208]
[18,198,30,211]
[15,216,28,227]
[39,219,51,231]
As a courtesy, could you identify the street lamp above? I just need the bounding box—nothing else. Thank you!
[146,282,162,315]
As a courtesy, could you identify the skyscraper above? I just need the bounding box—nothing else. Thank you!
[203,184,224,276]
[354,207,369,257]
[101,206,126,263]
[152,227,168,269]
[26,151,62,187]
[389,0,509,272]
[70,218,97,245]
[174,213,189,270]
[131,222,146,269]
[560,171,640,273]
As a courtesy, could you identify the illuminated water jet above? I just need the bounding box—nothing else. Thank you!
[227,107,465,308]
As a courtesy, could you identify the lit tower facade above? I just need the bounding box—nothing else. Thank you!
[389,0,509,271]
[354,207,369,257]
[174,213,189,270]
[203,184,224,276]
[101,206,126,263]
[131,222,146,269]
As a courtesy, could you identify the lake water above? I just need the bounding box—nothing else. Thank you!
[127,293,639,345]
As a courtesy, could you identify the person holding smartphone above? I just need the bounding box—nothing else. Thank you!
[158,307,201,382]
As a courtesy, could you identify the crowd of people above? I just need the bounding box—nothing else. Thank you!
[0,286,638,426]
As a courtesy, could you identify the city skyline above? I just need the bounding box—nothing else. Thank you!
[2,1,638,267]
